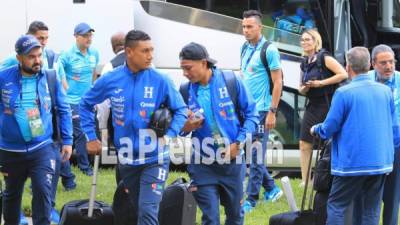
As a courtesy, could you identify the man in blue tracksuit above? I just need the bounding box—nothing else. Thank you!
[311,47,400,225]
[362,44,400,225]
[241,10,283,213]
[80,30,187,225]
[179,42,259,225]
[0,35,73,225]
[0,20,75,225]
[58,22,99,176]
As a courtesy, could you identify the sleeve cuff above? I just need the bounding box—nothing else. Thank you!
[62,138,73,145]
[84,131,98,142]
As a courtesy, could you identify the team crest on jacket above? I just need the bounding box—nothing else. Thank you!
[144,86,153,99]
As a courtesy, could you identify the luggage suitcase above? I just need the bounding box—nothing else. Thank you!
[313,140,332,192]
[59,155,113,225]
[269,139,323,225]
[112,180,137,225]
[158,177,197,225]
[313,192,328,225]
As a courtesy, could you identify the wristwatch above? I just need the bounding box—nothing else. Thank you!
[269,107,278,114]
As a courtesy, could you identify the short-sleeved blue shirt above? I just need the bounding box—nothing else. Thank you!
[241,37,281,112]
[59,44,99,104]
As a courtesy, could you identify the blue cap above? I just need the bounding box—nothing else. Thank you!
[74,22,95,35]
[15,35,41,55]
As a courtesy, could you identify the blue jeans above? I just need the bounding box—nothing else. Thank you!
[118,160,169,225]
[382,149,400,225]
[70,104,90,171]
[329,175,385,225]
[246,111,275,206]
[0,144,56,225]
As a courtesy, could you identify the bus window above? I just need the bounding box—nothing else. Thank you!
[393,0,400,28]
[273,88,305,148]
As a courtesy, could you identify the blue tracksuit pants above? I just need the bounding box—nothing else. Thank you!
[0,144,56,225]
[118,159,169,225]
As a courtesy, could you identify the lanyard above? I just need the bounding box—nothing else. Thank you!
[243,38,263,71]
[18,73,40,107]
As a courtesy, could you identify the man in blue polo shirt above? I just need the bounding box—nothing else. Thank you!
[0,34,73,225]
[240,10,283,213]
[359,44,400,225]
[59,22,99,176]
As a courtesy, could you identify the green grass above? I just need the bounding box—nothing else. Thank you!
[20,166,307,224]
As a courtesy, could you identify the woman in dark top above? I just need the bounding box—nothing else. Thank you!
[298,29,347,186]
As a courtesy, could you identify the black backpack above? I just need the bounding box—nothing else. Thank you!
[179,70,243,124]
[240,41,283,96]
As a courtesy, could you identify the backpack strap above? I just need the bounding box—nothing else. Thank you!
[45,69,61,143]
[240,42,249,69]
[221,70,243,124]
[179,82,189,105]
[45,49,58,69]
[260,41,275,95]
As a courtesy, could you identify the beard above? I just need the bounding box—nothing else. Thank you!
[21,63,41,75]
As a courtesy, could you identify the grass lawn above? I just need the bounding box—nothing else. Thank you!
[20,166,306,225]
[20,166,392,225]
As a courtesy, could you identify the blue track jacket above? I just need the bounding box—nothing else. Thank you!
[186,68,259,155]
[314,74,400,176]
[0,65,73,152]
[80,65,187,165]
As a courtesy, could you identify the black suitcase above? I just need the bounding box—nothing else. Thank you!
[59,199,114,225]
[313,192,328,225]
[112,181,137,225]
[60,155,113,225]
[269,139,323,225]
[158,178,197,225]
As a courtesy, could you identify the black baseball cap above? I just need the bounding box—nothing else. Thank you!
[179,42,217,65]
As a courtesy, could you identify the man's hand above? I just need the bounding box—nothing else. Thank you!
[86,139,102,155]
[223,143,240,160]
[265,112,276,130]
[181,110,204,133]
[60,145,72,162]
[310,125,317,136]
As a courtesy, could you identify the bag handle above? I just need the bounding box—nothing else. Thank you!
[300,137,321,211]
[88,154,100,217]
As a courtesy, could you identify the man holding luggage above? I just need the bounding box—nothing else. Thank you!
[311,46,400,225]
[80,30,187,225]
[179,42,259,225]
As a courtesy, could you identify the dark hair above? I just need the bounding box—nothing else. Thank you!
[243,10,263,19]
[27,21,48,35]
[124,30,151,48]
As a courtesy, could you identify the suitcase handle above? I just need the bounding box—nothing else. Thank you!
[88,155,100,217]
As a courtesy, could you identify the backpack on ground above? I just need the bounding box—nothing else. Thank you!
[240,41,283,96]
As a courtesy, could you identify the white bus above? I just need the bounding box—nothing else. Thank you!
[2,0,400,172]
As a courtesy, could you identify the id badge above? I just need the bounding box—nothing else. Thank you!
[27,108,44,137]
